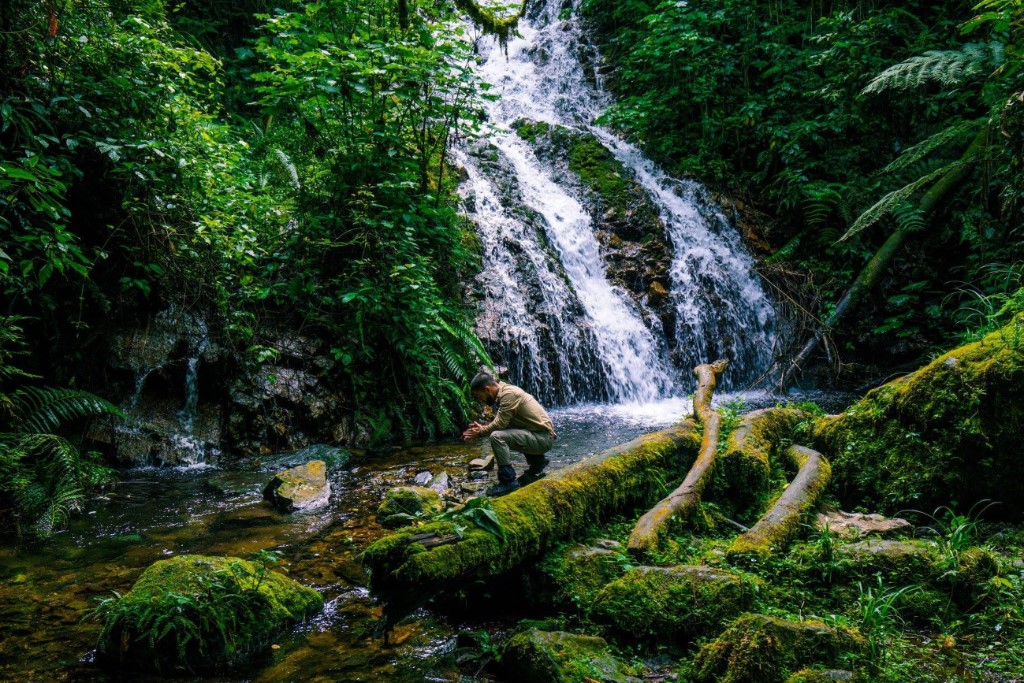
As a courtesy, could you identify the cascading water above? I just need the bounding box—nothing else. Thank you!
[460,0,777,401]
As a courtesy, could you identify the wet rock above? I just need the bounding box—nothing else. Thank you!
[816,510,911,538]
[428,472,450,495]
[414,471,432,486]
[263,460,331,512]
[647,281,669,305]
[95,554,322,672]
[377,486,443,529]
[695,614,865,683]
[499,629,639,683]
[590,565,758,643]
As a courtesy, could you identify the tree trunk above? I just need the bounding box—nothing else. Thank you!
[779,126,990,389]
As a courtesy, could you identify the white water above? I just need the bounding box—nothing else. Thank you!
[460,0,777,401]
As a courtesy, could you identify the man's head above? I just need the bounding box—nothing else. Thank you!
[470,371,499,405]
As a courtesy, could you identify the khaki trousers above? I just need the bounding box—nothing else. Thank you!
[489,429,554,467]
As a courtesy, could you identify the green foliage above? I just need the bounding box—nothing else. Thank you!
[0,316,120,536]
[437,496,506,542]
[855,577,918,668]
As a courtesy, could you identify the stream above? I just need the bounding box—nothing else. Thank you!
[0,393,855,682]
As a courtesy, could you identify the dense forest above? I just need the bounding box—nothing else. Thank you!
[1,0,1023,681]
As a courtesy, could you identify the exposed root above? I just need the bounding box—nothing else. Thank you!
[727,445,831,560]
[627,361,728,555]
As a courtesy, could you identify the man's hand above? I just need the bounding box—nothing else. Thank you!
[462,424,482,441]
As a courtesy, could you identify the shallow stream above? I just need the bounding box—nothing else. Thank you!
[0,393,850,682]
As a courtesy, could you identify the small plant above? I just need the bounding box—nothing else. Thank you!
[856,576,919,668]
[908,499,999,572]
[436,497,506,541]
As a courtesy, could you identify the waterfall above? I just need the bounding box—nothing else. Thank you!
[460,0,777,401]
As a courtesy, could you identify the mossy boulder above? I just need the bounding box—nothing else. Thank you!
[590,565,758,644]
[376,486,443,529]
[945,547,1001,609]
[786,669,858,682]
[363,425,699,608]
[533,543,630,611]
[812,320,1024,514]
[262,460,330,512]
[499,628,640,683]
[95,554,322,672]
[835,538,939,584]
[695,614,865,683]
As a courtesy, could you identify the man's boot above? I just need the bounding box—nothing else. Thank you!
[487,465,520,497]
[518,453,550,485]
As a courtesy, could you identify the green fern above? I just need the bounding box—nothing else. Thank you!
[13,386,123,434]
[880,120,981,176]
[862,43,1002,95]
[838,159,967,242]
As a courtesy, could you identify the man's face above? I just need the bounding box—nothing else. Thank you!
[473,386,497,406]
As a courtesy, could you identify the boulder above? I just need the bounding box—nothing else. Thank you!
[787,668,859,682]
[695,614,865,683]
[263,460,330,512]
[590,565,758,644]
[836,538,938,584]
[376,486,443,529]
[499,629,639,683]
[95,554,322,672]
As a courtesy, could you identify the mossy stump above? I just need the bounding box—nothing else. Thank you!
[695,614,865,683]
[95,555,322,672]
[499,628,639,683]
[589,565,758,645]
[362,425,699,612]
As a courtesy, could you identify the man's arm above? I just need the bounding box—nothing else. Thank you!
[476,391,522,436]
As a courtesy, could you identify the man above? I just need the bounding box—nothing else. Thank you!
[462,371,556,497]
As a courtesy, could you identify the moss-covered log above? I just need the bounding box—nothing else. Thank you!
[712,407,809,517]
[362,424,700,612]
[811,319,1024,514]
[627,361,727,554]
[727,445,831,561]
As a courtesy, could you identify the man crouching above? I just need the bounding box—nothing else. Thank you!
[462,371,557,497]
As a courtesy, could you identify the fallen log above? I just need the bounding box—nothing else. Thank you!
[627,361,727,554]
[726,445,831,560]
[362,424,701,613]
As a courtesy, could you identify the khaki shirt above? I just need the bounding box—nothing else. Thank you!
[478,382,556,438]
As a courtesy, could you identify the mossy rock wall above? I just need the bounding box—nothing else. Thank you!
[589,565,759,645]
[695,614,865,683]
[96,555,322,672]
[812,321,1024,514]
[363,424,700,605]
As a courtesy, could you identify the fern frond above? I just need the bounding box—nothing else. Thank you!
[862,43,1000,95]
[880,120,981,176]
[12,386,123,434]
[838,159,966,242]
[274,148,301,190]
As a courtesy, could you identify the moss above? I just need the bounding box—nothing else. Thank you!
[96,555,322,672]
[945,547,1001,609]
[835,538,940,585]
[513,119,552,144]
[363,424,700,605]
[786,668,859,682]
[711,409,809,520]
[812,321,1024,514]
[727,445,831,562]
[499,629,636,683]
[694,614,865,683]
[589,565,759,645]
[376,486,443,528]
[533,544,630,611]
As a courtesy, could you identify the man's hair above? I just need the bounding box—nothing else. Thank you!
[470,371,498,391]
